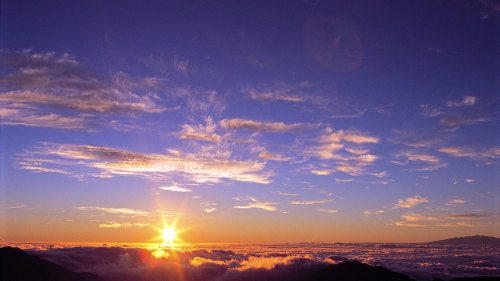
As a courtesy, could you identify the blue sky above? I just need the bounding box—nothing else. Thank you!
[1,0,499,243]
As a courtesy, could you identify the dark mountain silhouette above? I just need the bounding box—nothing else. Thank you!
[425,235,500,246]
[0,247,105,281]
[312,260,415,281]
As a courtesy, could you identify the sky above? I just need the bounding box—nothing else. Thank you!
[0,0,499,243]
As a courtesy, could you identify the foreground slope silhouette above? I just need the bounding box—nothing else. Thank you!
[1,247,105,281]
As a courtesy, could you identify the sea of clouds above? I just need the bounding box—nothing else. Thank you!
[5,243,499,281]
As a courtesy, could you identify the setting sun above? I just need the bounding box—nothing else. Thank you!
[162,227,177,244]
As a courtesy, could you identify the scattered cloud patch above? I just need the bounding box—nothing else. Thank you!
[363,210,384,216]
[98,222,150,228]
[419,104,444,117]
[258,151,291,162]
[177,116,221,142]
[19,143,272,184]
[277,192,300,196]
[76,206,153,216]
[159,185,193,193]
[220,118,314,133]
[443,213,488,219]
[233,197,279,212]
[445,199,466,206]
[393,195,428,209]
[318,209,339,214]
[329,109,366,119]
[204,208,217,213]
[438,146,500,162]
[447,96,476,107]
[290,199,333,205]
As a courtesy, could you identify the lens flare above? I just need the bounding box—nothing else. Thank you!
[162,226,177,243]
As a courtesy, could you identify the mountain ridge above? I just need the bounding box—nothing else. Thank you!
[423,235,500,246]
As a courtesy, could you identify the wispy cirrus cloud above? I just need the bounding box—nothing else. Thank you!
[446,96,477,107]
[242,81,317,103]
[7,203,25,209]
[335,178,353,182]
[329,109,366,119]
[20,143,272,184]
[388,130,444,148]
[220,118,315,133]
[363,210,384,216]
[393,195,428,209]
[290,199,333,205]
[445,199,466,206]
[318,209,338,214]
[395,211,489,227]
[233,197,279,212]
[443,213,489,219]
[176,116,221,142]
[395,151,441,163]
[440,116,492,127]
[204,207,217,213]
[394,221,476,227]
[401,214,439,222]
[277,192,300,196]
[419,104,444,117]
[76,206,154,216]
[304,128,385,178]
[318,128,379,144]
[0,108,93,131]
[0,49,170,131]
[98,222,150,228]
[0,50,165,114]
[158,185,193,193]
[257,151,291,162]
[394,150,446,171]
[438,146,500,162]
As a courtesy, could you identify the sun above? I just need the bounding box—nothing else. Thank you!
[162,226,177,244]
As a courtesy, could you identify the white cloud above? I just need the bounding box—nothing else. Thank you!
[393,195,428,209]
[258,151,291,162]
[21,143,272,184]
[0,50,167,132]
[363,210,384,216]
[396,151,441,163]
[0,108,92,131]
[445,199,466,206]
[76,206,153,216]
[159,185,193,193]
[446,96,476,107]
[329,109,366,119]
[176,116,221,142]
[98,222,150,228]
[438,146,500,162]
[233,197,279,212]
[401,214,439,222]
[290,199,333,205]
[318,209,339,214]
[335,178,353,182]
[419,104,444,117]
[277,192,300,196]
[220,118,314,132]
[318,128,379,144]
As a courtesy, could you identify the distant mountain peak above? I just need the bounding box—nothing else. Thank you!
[425,235,500,246]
